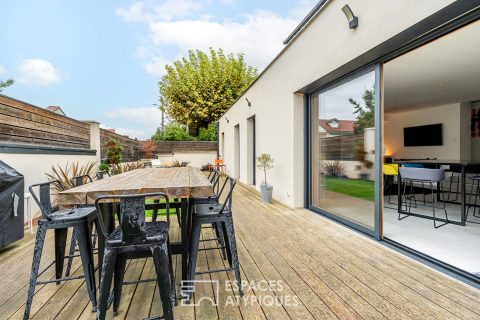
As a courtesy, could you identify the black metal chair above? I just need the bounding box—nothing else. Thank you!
[466,176,480,223]
[25,181,98,319]
[96,170,110,180]
[65,174,95,277]
[190,171,229,259]
[187,176,243,302]
[95,192,175,320]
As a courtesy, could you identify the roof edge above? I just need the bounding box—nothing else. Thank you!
[283,0,330,45]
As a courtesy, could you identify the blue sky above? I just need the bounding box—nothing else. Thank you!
[0,0,316,139]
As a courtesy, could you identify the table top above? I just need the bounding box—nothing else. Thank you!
[57,167,213,206]
[393,159,480,166]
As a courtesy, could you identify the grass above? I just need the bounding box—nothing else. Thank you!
[324,176,375,201]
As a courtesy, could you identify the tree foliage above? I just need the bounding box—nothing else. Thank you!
[349,87,375,133]
[197,122,218,141]
[158,48,258,135]
[151,123,194,141]
[105,138,123,166]
[0,79,14,92]
[142,140,158,159]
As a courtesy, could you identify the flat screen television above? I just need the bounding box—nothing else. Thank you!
[403,123,443,147]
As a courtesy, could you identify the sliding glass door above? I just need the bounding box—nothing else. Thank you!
[310,70,377,230]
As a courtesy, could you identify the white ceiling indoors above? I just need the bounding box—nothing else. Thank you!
[384,20,480,112]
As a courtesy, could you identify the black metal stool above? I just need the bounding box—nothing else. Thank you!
[95,192,175,320]
[187,177,243,302]
[65,174,95,277]
[25,181,98,319]
[96,170,110,180]
[467,176,480,222]
[399,167,449,228]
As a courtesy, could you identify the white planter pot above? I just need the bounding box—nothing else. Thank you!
[260,185,273,203]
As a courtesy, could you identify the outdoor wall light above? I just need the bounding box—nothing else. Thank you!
[245,98,251,107]
[342,4,358,29]
[225,117,229,123]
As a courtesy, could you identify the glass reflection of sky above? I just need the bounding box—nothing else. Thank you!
[316,71,375,120]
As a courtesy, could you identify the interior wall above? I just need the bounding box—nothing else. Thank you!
[384,103,470,160]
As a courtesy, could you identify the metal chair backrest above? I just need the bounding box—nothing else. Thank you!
[218,177,236,214]
[29,181,55,219]
[71,174,93,187]
[399,167,445,182]
[96,171,110,180]
[94,192,170,244]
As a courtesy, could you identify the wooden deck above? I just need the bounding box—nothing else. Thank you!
[1,182,480,319]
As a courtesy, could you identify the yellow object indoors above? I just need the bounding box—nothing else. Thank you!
[383,163,399,176]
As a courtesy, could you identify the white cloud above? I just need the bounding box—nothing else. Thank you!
[116,0,202,23]
[117,1,313,75]
[0,65,6,76]
[147,10,298,69]
[113,127,148,140]
[104,106,162,129]
[115,2,152,23]
[17,58,61,86]
[142,55,170,77]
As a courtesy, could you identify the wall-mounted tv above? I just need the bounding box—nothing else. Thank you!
[403,123,443,147]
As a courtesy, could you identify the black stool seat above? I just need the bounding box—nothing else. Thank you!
[48,207,96,222]
[194,203,226,215]
[108,221,168,246]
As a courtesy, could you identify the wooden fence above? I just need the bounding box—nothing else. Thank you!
[322,134,363,160]
[0,95,90,149]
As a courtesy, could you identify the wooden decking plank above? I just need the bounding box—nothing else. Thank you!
[202,229,243,320]
[234,224,333,320]
[193,231,220,320]
[125,259,156,319]
[235,185,475,319]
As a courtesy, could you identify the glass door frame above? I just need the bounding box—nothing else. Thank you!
[305,64,383,239]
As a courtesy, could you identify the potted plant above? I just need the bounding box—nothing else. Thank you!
[256,153,274,203]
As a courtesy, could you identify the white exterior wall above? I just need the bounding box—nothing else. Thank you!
[218,0,455,207]
[155,151,218,168]
[1,153,98,221]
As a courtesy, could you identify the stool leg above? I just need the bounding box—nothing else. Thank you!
[24,220,47,320]
[167,238,176,305]
[224,216,243,296]
[174,198,181,227]
[97,248,116,320]
[54,228,68,284]
[214,222,227,260]
[151,243,174,320]
[65,228,77,277]
[113,253,127,315]
[187,221,201,303]
[76,221,97,310]
[432,182,448,228]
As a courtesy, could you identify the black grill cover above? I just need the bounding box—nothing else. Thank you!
[0,160,24,249]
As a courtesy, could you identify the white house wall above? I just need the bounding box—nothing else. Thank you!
[218,0,455,207]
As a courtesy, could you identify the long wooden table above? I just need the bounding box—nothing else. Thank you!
[57,167,213,282]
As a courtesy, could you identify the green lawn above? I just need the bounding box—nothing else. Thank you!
[324,176,375,201]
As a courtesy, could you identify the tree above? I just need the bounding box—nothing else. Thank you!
[105,138,123,166]
[256,153,274,186]
[158,48,258,135]
[349,87,374,133]
[0,79,14,92]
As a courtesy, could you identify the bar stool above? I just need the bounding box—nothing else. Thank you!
[383,163,398,205]
[187,177,243,302]
[466,176,480,222]
[94,192,175,320]
[25,181,98,319]
[399,167,449,228]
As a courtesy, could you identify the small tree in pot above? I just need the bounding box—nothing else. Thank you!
[257,153,274,203]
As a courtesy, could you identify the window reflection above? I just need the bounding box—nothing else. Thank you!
[311,71,376,228]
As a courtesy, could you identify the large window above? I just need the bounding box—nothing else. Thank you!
[310,70,376,229]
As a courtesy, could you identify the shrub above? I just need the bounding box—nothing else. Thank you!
[142,140,158,159]
[197,122,218,141]
[322,161,345,177]
[152,123,195,141]
[46,161,97,192]
[172,160,190,167]
[105,138,123,165]
[201,163,213,171]
[110,161,145,175]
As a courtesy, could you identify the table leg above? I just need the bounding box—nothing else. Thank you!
[461,165,466,226]
[180,198,189,282]
[397,173,402,213]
